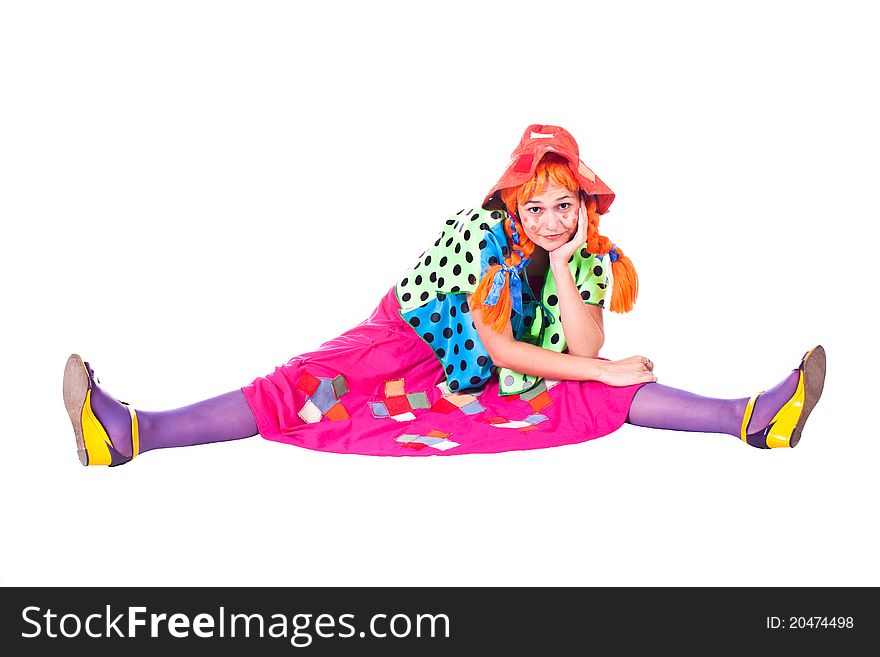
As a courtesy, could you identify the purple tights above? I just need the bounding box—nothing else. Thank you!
[86,363,257,458]
[625,370,801,439]
[85,364,801,459]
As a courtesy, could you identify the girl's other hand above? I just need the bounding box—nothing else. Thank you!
[596,355,657,386]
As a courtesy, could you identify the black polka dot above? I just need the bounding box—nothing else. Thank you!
[501,246,509,256]
[446,219,457,225]
[449,380,459,391]
[480,222,490,230]
[430,272,437,282]
[547,295,558,306]
[470,321,475,329]
[410,317,420,327]
[443,327,453,338]
[402,292,411,302]
[504,375,515,386]
[479,240,487,249]
[477,355,488,366]
[450,306,457,318]
[446,364,454,375]
[470,376,482,385]
[465,339,474,350]
[456,323,463,334]
[434,238,441,247]
[465,252,473,263]
[468,274,477,285]
[446,237,454,247]
[401,277,408,286]
[490,211,500,219]
[568,255,574,264]
[452,264,461,276]
[454,244,461,254]
[425,256,431,266]
[460,301,469,314]
[414,261,420,270]
[430,312,441,322]
[415,275,422,285]
[524,316,533,326]
[437,293,446,301]
[551,333,560,344]
[597,283,607,290]
[464,230,471,240]
[424,332,434,343]
[599,299,605,306]
[451,286,461,293]
[459,360,467,371]
[489,257,499,267]
[439,256,448,267]
[593,265,603,276]
[420,291,429,301]
[437,277,445,288]
[453,344,459,355]
[580,247,589,258]
[437,348,446,358]
[581,290,591,301]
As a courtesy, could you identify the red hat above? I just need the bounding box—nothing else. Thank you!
[482,124,616,215]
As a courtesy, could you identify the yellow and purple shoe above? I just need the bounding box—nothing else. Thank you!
[62,353,139,466]
[740,345,826,449]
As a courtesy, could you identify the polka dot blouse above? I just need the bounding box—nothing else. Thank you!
[395,206,609,396]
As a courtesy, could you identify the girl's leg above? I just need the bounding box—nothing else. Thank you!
[625,369,801,440]
[85,363,258,458]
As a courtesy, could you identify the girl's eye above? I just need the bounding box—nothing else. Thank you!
[558,202,572,210]
[527,207,542,214]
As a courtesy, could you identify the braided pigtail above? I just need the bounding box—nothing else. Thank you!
[471,188,536,332]
[583,194,638,313]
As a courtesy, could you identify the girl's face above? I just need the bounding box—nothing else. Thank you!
[516,182,580,251]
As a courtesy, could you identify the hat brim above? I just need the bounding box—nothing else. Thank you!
[482,148,615,215]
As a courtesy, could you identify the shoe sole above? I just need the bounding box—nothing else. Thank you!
[62,353,90,466]
[790,344,826,448]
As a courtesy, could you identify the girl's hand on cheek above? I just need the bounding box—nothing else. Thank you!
[549,198,588,266]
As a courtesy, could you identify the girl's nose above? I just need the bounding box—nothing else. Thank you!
[544,211,564,229]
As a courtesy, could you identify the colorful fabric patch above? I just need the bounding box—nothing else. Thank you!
[370,378,431,422]
[296,372,350,424]
[517,379,560,413]
[486,413,548,431]
[432,381,486,416]
[396,429,460,451]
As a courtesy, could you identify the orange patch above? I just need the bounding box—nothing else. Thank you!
[324,402,350,421]
[528,391,552,413]
[384,378,406,397]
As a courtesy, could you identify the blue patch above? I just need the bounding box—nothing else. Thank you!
[460,400,486,415]
[310,379,338,413]
[369,402,389,418]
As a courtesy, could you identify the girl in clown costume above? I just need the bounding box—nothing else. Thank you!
[63,124,826,465]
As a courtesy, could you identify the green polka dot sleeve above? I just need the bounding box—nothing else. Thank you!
[395,207,502,309]
[573,249,609,307]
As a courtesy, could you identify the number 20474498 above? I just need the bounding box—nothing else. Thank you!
[766,617,854,629]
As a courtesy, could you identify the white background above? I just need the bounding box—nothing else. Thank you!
[1,0,877,587]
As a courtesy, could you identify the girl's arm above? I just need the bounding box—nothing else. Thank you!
[468,294,656,387]
[468,293,606,382]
